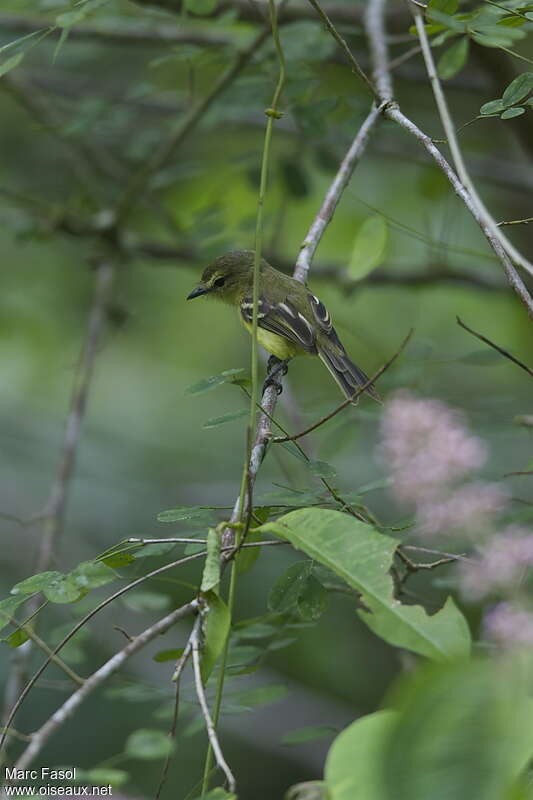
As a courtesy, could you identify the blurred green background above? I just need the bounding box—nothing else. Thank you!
[1,0,532,796]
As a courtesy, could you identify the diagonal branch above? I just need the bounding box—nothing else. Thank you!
[10,600,198,773]
[408,1,533,281]
[457,316,533,377]
[363,0,533,319]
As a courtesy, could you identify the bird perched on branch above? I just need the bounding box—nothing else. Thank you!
[187,250,379,402]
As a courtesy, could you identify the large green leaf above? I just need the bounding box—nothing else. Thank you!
[261,509,470,661]
[381,660,533,800]
[325,711,397,800]
[437,36,469,79]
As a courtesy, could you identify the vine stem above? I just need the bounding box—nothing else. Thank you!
[200,1,286,794]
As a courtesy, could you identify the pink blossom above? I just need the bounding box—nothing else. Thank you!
[415,482,508,539]
[379,391,487,505]
[460,527,533,600]
[484,602,533,648]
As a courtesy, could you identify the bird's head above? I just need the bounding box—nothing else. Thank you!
[187,250,256,304]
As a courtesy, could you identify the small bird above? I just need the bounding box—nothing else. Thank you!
[187,250,379,402]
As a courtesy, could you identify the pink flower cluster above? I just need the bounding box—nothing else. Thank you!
[379,391,505,538]
[460,527,533,601]
[484,603,533,648]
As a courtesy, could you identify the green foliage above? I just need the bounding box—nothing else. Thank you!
[157,506,217,524]
[200,528,222,593]
[185,368,246,395]
[348,216,388,280]
[125,728,174,760]
[0,52,24,77]
[437,36,469,79]
[268,560,328,621]
[8,560,116,607]
[200,591,231,683]
[325,711,396,800]
[262,508,471,660]
[74,768,129,787]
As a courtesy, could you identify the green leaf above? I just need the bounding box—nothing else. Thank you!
[70,560,115,590]
[428,0,459,13]
[6,628,30,648]
[501,106,526,119]
[308,460,337,481]
[11,571,63,596]
[203,409,248,429]
[185,368,244,395]
[325,710,397,800]
[261,509,471,661]
[236,529,261,575]
[297,574,328,621]
[75,769,129,788]
[502,72,533,106]
[153,648,184,663]
[184,0,218,15]
[101,551,136,568]
[426,8,465,31]
[282,725,337,745]
[200,591,231,684]
[437,37,469,79]
[157,506,216,524]
[348,216,388,280]
[43,575,85,604]
[268,561,313,614]
[0,52,24,78]
[125,728,174,760]
[480,98,506,115]
[200,528,221,593]
[0,596,27,635]
[382,660,533,800]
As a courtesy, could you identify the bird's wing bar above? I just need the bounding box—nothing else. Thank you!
[309,293,333,334]
[240,296,316,353]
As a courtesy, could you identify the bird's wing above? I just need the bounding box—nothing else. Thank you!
[240,295,316,353]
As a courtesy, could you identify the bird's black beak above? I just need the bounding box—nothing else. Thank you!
[187,284,209,300]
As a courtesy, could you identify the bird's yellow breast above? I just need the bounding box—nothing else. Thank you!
[240,316,301,360]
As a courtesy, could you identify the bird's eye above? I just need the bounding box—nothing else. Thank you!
[213,276,226,288]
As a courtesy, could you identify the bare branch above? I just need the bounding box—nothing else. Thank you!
[294,104,383,283]
[11,601,198,772]
[457,316,533,377]
[191,614,236,793]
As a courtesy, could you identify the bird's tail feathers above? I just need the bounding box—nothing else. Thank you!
[318,346,381,403]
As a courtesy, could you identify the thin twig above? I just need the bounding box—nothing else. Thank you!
[305,0,379,102]
[191,615,236,793]
[273,329,413,443]
[10,601,198,772]
[128,537,287,548]
[457,316,533,377]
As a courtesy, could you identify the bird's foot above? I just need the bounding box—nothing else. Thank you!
[262,357,289,396]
